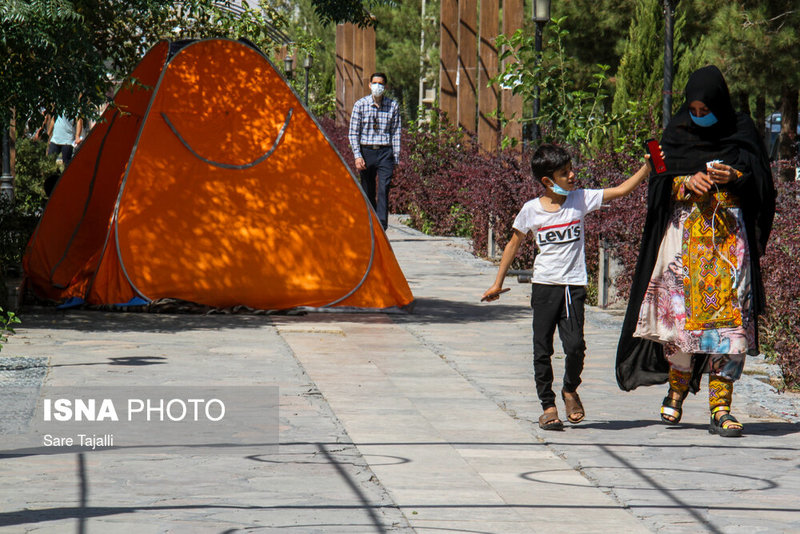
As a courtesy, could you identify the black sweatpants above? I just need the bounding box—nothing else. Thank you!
[531,283,587,410]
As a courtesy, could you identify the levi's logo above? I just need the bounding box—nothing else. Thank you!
[537,219,581,246]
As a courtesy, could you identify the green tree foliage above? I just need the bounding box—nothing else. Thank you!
[275,0,433,121]
[552,0,635,84]
[1,0,171,127]
[371,0,425,122]
[309,0,396,26]
[495,17,624,155]
[612,0,684,123]
[1,0,391,129]
[610,0,733,133]
[275,0,337,117]
[2,0,282,128]
[671,4,711,106]
[611,0,798,150]
[705,2,800,98]
[673,0,720,88]
[705,2,800,166]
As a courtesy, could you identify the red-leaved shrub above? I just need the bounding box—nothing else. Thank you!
[759,177,800,386]
[573,151,648,301]
[320,116,800,388]
[318,116,357,175]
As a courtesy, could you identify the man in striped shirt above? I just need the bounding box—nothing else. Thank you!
[348,72,401,230]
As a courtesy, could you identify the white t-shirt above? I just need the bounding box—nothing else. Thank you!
[50,116,76,146]
[512,189,604,285]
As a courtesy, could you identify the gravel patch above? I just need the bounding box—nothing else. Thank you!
[0,357,48,434]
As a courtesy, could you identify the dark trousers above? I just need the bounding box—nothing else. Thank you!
[359,145,394,229]
[47,142,74,166]
[531,284,587,410]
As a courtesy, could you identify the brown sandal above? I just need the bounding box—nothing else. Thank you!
[561,389,585,424]
[661,388,688,425]
[538,407,564,431]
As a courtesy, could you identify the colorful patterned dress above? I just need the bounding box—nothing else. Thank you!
[633,174,754,381]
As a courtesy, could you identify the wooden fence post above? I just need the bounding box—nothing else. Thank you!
[458,0,478,134]
[501,0,523,149]
[478,0,499,152]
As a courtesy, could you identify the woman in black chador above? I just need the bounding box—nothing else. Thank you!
[616,65,776,437]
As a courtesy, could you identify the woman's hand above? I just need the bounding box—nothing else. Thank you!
[686,171,713,195]
[707,162,738,184]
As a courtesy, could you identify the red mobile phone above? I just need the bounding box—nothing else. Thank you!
[644,138,667,174]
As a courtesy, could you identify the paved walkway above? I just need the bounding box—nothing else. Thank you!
[2,216,799,533]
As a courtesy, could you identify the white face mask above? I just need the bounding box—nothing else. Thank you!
[370,83,385,97]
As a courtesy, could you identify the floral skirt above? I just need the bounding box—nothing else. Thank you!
[633,204,754,380]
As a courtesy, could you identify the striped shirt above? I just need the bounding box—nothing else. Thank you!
[348,94,401,163]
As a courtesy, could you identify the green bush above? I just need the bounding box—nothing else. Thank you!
[12,137,57,214]
[0,306,21,352]
[0,137,53,306]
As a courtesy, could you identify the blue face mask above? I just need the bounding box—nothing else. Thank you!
[548,182,570,196]
[690,111,718,127]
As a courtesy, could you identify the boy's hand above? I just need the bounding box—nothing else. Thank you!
[481,286,510,302]
[644,145,665,170]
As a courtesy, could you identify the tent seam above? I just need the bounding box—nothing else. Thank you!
[221,37,381,309]
[47,110,121,290]
[107,40,175,303]
[160,109,293,170]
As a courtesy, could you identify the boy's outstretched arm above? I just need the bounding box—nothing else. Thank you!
[602,161,652,202]
[482,229,526,302]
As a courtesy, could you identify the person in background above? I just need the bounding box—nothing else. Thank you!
[46,114,83,167]
[348,72,401,230]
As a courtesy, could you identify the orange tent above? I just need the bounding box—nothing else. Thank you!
[24,39,414,311]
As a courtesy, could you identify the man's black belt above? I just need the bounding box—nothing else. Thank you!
[361,144,390,150]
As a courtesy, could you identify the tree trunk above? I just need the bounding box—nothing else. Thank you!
[755,94,766,145]
[778,86,798,182]
[737,92,750,115]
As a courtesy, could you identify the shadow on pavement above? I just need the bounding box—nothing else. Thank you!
[576,419,664,431]
[580,419,800,437]
[49,356,169,368]
[15,309,274,333]
[399,297,530,324]
[741,421,800,437]
[18,293,530,332]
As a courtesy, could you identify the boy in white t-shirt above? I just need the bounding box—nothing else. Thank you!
[482,143,656,430]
